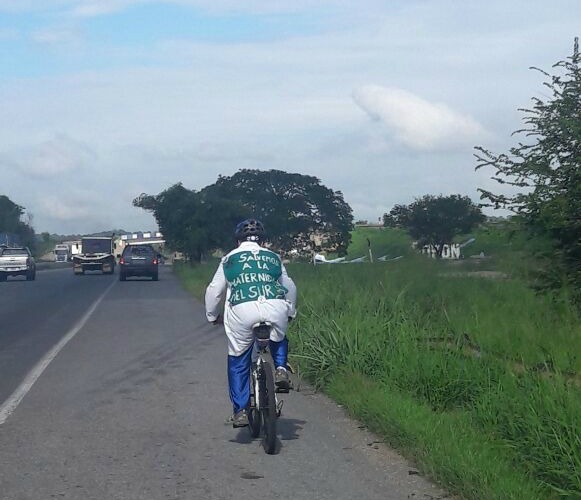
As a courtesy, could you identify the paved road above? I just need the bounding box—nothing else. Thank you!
[0,266,445,500]
[0,266,115,403]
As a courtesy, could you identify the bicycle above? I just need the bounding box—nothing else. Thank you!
[247,322,285,455]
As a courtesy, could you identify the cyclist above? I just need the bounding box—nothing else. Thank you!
[205,219,297,428]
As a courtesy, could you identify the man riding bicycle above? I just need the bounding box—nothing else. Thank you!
[205,219,297,428]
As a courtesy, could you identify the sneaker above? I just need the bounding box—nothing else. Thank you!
[232,409,249,428]
[275,367,290,392]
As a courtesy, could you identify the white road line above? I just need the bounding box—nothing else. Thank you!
[0,279,116,425]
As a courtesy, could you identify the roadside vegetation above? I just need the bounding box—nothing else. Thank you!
[475,39,581,304]
[0,194,36,251]
[176,235,580,499]
[346,226,413,261]
[288,259,580,498]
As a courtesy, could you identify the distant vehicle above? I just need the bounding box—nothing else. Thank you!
[70,241,82,256]
[119,244,159,281]
[54,244,71,262]
[72,237,116,275]
[0,247,36,281]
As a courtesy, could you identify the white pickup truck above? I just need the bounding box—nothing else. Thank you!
[0,246,36,281]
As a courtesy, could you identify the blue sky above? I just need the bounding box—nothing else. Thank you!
[1,3,328,76]
[0,0,580,233]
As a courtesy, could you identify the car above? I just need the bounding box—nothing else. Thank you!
[118,244,159,281]
[0,246,36,281]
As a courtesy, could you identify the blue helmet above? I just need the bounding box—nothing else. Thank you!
[235,219,265,242]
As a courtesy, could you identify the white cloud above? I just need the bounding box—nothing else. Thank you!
[0,0,372,17]
[0,0,132,15]
[1,0,579,231]
[31,27,81,45]
[33,188,128,233]
[7,135,96,178]
[353,85,488,152]
[70,0,139,17]
[38,195,91,220]
[168,0,365,15]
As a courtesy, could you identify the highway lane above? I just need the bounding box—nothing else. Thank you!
[0,266,445,500]
[0,266,116,403]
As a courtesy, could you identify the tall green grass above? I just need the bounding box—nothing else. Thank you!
[347,227,412,260]
[291,259,580,373]
[289,259,580,498]
[175,258,580,498]
[174,261,216,298]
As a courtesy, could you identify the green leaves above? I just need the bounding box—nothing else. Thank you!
[133,169,354,261]
[475,38,581,301]
[0,194,36,250]
[133,183,243,261]
[383,194,484,257]
[204,169,353,256]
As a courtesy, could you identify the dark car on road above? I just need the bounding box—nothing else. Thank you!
[119,245,159,281]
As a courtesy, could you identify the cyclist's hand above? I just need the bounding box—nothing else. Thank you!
[212,315,223,325]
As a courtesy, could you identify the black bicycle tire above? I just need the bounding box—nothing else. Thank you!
[261,361,277,454]
[248,370,261,438]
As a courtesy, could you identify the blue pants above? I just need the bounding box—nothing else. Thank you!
[227,338,288,413]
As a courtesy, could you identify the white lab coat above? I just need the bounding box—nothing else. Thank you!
[205,241,297,356]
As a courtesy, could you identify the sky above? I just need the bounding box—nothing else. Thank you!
[0,0,579,234]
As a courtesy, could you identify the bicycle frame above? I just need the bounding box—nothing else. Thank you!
[252,341,269,411]
[248,322,284,454]
[251,323,279,412]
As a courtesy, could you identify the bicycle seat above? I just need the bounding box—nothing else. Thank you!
[252,322,272,340]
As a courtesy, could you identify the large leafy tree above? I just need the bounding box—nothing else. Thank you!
[203,169,353,256]
[0,195,24,233]
[134,170,353,259]
[0,195,36,249]
[383,194,484,258]
[133,183,243,261]
[475,39,581,296]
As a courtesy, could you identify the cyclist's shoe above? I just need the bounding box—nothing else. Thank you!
[232,409,249,428]
[275,367,290,392]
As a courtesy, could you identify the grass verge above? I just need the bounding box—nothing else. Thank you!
[175,259,580,498]
[328,372,543,499]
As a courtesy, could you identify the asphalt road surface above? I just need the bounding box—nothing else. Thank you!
[0,265,446,500]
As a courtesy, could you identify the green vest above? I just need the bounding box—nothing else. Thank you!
[223,249,288,306]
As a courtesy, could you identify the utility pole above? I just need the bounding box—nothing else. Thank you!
[367,237,373,263]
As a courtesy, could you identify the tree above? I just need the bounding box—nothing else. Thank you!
[382,204,411,228]
[384,194,484,257]
[133,183,244,262]
[203,169,353,256]
[0,195,24,234]
[134,170,353,260]
[0,195,36,250]
[475,39,581,297]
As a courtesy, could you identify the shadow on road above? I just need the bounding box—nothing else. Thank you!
[278,417,306,441]
[229,416,307,455]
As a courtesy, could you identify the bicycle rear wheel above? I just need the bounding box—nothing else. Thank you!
[260,361,277,454]
[248,369,261,438]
